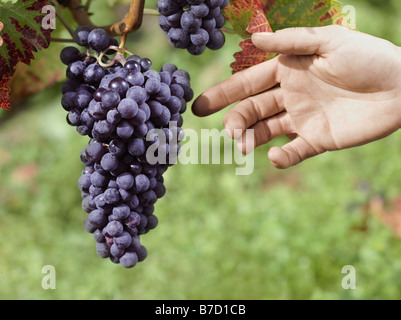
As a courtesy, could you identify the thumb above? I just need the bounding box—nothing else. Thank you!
[268,137,321,169]
[251,25,342,56]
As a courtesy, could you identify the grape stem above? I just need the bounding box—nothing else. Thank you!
[97,46,133,68]
[84,0,92,11]
[221,27,236,35]
[49,0,75,37]
[143,8,160,16]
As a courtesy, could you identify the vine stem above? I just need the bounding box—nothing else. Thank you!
[56,12,75,37]
[119,33,128,50]
[67,0,146,37]
[84,0,92,11]
[49,0,75,37]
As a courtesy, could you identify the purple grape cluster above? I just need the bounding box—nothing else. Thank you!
[157,0,229,55]
[60,28,192,268]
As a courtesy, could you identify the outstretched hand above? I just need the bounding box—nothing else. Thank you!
[192,25,401,169]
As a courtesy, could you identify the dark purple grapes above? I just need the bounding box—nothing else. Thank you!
[61,31,192,268]
[157,0,228,54]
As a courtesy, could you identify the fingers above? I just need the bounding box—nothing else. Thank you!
[267,137,321,169]
[251,25,343,56]
[223,88,284,140]
[236,112,294,154]
[192,57,279,117]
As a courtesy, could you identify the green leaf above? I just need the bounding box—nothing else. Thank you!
[0,0,52,110]
[261,0,346,31]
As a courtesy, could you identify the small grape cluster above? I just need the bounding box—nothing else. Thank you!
[157,0,229,55]
[60,27,192,268]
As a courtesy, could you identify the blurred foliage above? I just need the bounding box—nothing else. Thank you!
[1,0,401,300]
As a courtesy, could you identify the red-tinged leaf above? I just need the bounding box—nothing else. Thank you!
[231,38,276,74]
[260,0,347,31]
[8,43,64,105]
[224,0,266,38]
[229,0,350,74]
[230,9,276,74]
[0,0,53,110]
[0,74,11,110]
[246,8,272,33]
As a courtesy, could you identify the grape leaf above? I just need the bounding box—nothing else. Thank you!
[230,10,275,73]
[0,0,52,110]
[8,42,64,105]
[261,0,346,31]
[227,0,347,74]
[224,0,266,39]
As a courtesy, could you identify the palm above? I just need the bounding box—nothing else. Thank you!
[280,46,401,151]
[192,26,401,168]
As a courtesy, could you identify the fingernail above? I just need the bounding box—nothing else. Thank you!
[224,125,233,139]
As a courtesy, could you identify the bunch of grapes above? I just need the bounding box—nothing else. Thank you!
[157,0,229,55]
[60,26,192,268]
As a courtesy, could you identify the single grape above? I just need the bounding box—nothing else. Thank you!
[157,0,180,16]
[191,3,210,18]
[109,77,130,97]
[112,204,131,220]
[190,28,209,46]
[145,78,161,95]
[181,11,202,33]
[84,64,105,85]
[73,26,91,47]
[140,58,152,72]
[114,232,132,250]
[100,153,119,171]
[207,28,225,50]
[166,11,183,28]
[75,89,92,110]
[116,120,134,139]
[117,98,139,119]
[104,111,120,128]
[66,61,86,80]
[106,220,124,237]
[120,251,138,268]
[126,71,145,87]
[167,28,190,49]
[60,46,80,65]
[102,90,121,110]
[109,139,126,157]
[96,242,111,258]
[103,188,121,204]
[126,86,148,105]
[124,60,141,72]
[88,28,110,52]
[116,172,135,190]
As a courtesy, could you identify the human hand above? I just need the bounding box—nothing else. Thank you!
[192,25,401,169]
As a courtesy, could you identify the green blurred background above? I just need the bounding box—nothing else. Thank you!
[1,0,401,300]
